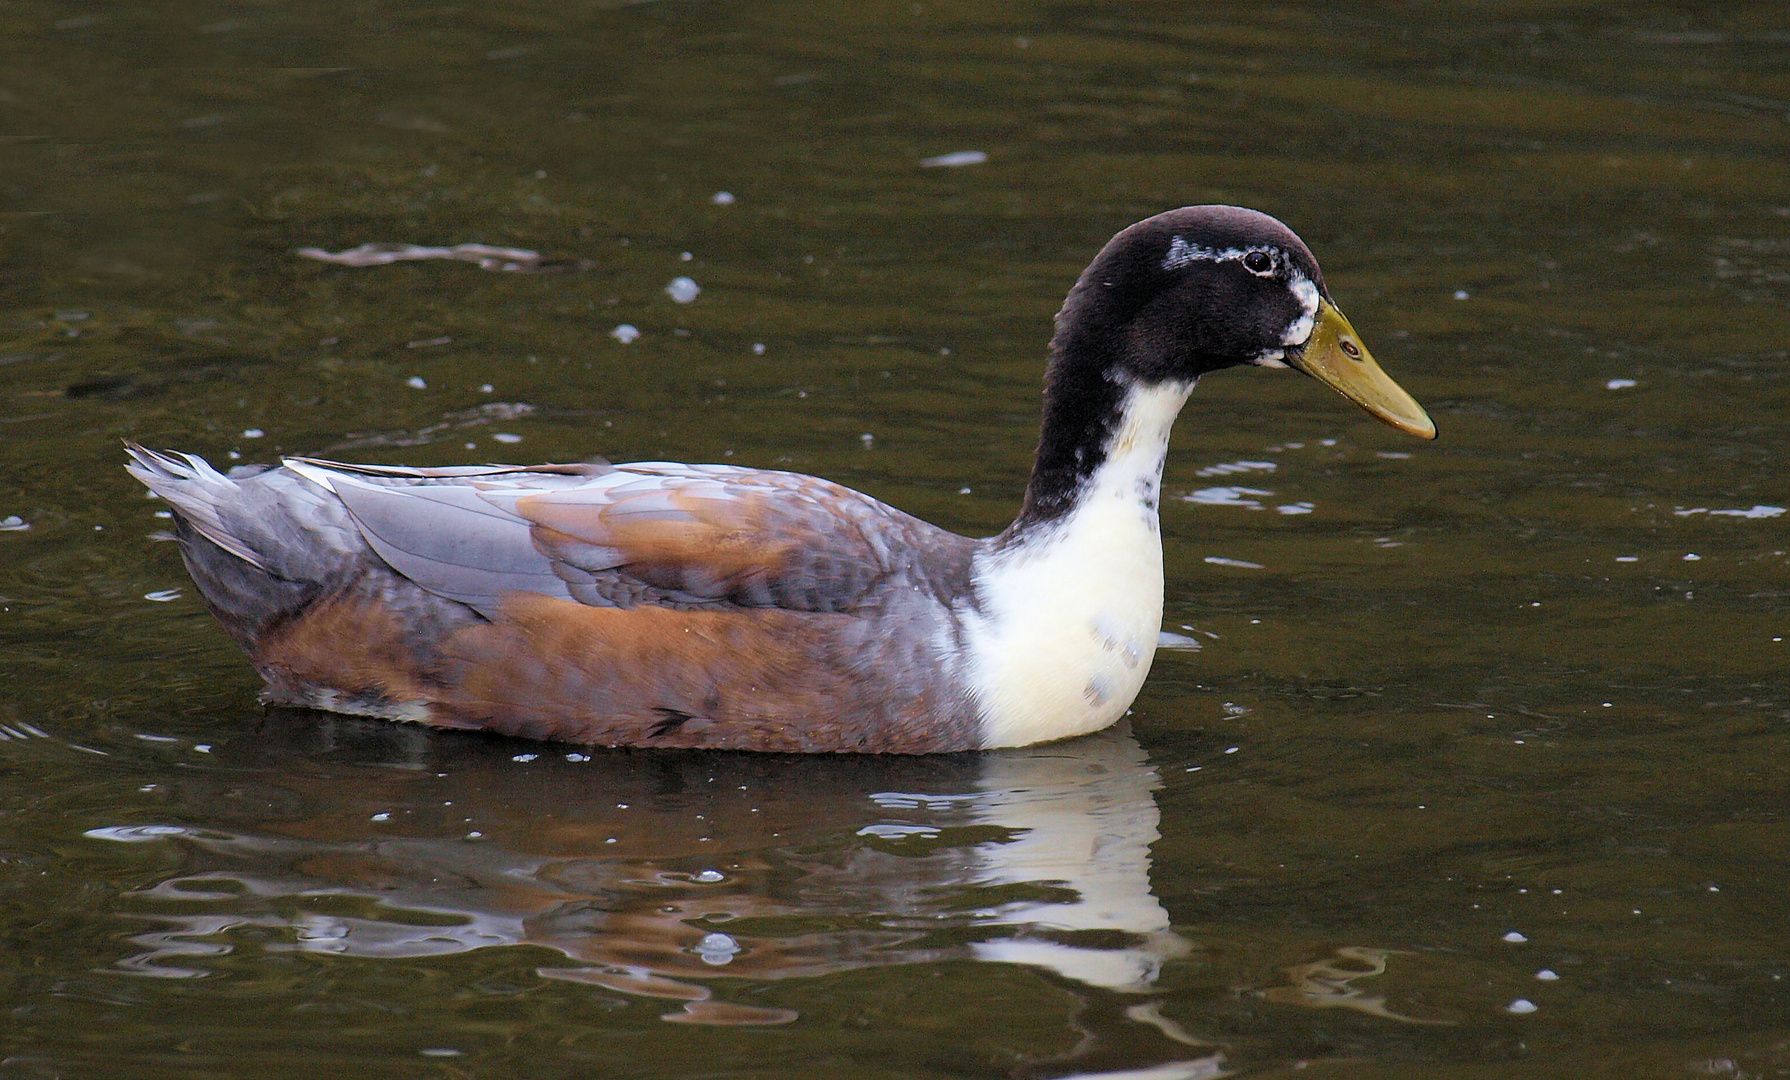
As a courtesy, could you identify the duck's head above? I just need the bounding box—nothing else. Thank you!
[1055,205,1436,439]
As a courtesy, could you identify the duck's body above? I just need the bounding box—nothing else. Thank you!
[123,379,1184,753]
[129,206,1435,753]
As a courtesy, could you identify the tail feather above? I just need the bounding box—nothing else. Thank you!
[123,442,483,715]
[124,441,267,568]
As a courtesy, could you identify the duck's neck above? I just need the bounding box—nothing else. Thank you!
[1007,339,1192,542]
[965,353,1191,749]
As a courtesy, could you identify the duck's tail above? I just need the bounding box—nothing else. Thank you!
[124,442,480,719]
[124,441,370,648]
[125,443,270,567]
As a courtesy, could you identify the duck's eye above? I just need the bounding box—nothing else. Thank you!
[1242,251,1275,276]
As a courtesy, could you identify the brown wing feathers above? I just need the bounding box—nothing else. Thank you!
[511,470,912,613]
[519,487,798,607]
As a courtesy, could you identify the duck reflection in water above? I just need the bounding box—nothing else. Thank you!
[93,723,1227,1075]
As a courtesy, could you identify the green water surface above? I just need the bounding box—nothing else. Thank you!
[1,1,1787,1077]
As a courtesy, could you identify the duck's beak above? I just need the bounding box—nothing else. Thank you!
[1287,300,1437,440]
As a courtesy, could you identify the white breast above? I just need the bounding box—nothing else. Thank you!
[962,382,1191,748]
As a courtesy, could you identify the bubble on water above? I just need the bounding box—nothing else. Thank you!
[1503,931,1528,943]
[694,870,725,883]
[696,932,740,965]
[920,150,987,167]
[611,324,641,343]
[1606,378,1637,389]
[406,376,427,389]
[1535,969,1559,981]
[0,516,27,531]
[665,277,701,303]
[1506,999,1538,1014]
[711,191,736,204]
[242,428,264,439]
[491,433,522,444]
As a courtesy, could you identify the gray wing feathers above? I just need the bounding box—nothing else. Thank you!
[281,457,612,484]
[512,466,962,612]
[322,474,575,616]
[128,446,974,620]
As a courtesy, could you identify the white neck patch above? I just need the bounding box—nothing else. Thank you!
[962,380,1191,749]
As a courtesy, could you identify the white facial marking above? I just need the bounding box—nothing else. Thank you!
[963,380,1191,748]
[1165,237,1320,357]
[1280,273,1320,346]
[1163,235,1282,272]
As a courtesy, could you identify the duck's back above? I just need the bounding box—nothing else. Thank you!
[126,446,983,752]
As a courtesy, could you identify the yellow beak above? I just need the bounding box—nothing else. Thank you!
[1287,300,1437,440]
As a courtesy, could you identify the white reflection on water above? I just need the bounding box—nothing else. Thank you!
[296,242,545,272]
[962,738,1189,991]
[87,726,1190,1022]
[1181,486,1271,509]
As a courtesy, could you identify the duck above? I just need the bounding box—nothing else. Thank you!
[126,205,1435,754]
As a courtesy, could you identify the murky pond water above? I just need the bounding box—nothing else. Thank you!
[3,1,1788,1076]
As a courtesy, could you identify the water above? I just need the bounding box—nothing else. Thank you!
[2,1,1787,1076]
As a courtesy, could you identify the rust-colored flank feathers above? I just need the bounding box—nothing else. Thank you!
[439,597,948,753]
